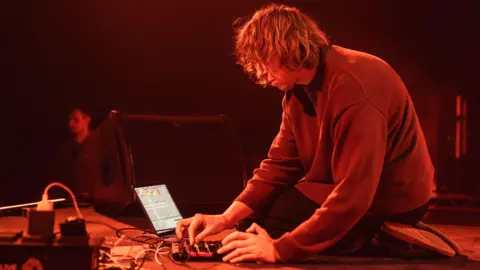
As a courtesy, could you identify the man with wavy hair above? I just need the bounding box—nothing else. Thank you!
[176,3,437,263]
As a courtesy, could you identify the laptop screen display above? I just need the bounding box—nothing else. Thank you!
[133,184,183,233]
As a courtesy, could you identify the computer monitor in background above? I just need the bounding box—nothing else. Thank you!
[94,110,247,218]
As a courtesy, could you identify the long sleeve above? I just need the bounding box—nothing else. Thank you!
[235,97,305,212]
[273,101,388,261]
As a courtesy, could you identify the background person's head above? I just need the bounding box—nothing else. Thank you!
[68,108,92,141]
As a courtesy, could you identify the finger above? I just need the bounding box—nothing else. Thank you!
[246,223,270,239]
[246,222,268,237]
[222,246,254,262]
[245,222,257,233]
[194,226,213,243]
[218,239,251,254]
[222,231,251,246]
[188,214,203,245]
[229,254,257,264]
[175,218,192,239]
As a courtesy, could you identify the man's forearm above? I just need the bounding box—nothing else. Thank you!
[222,201,254,226]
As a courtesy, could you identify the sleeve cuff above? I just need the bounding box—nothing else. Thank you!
[234,181,277,212]
[273,232,307,262]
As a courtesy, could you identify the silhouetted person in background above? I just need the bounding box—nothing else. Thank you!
[49,108,99,200]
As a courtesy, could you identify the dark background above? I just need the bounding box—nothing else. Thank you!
[0,0,478,206]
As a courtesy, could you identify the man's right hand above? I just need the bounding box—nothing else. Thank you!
[175,214,231,245]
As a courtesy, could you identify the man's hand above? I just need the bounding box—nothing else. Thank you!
[175,214,230,245]
[218,223,280,264]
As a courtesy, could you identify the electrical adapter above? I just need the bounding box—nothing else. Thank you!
[25,193,55,239]
[37,194,53,211]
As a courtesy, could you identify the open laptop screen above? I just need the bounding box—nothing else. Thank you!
[133,184,183,233]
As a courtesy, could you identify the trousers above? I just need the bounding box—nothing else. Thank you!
[239,182,428,255]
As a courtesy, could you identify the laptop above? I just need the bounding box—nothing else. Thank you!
[133,183,183,236]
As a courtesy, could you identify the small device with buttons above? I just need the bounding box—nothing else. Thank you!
[171,240,225,261]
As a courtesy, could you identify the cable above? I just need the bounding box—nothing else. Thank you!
[154,242,165,266]
[135,244,165,268]
[109,228,222,269]
[416,221,464,256]
[116,227,156,238]
[100,250,128,270]
[109,230,167,269]
[43,182,83,219]
[0,198,66,212]
[134,248,157,264]
[156,246,171,256]
[128,235,163,246]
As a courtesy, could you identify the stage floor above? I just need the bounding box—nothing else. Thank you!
[1,207,479,269]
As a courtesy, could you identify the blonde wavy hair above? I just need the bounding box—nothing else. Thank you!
[234,3,330,86]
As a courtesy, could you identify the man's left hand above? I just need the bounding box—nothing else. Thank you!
[217,223,280,264]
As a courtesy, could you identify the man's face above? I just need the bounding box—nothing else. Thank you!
[257,58,298,91]
[68,110,91,135]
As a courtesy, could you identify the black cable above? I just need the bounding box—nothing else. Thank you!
[128,235,164,246]
[115,227,156,238]
[112,227,222,269]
